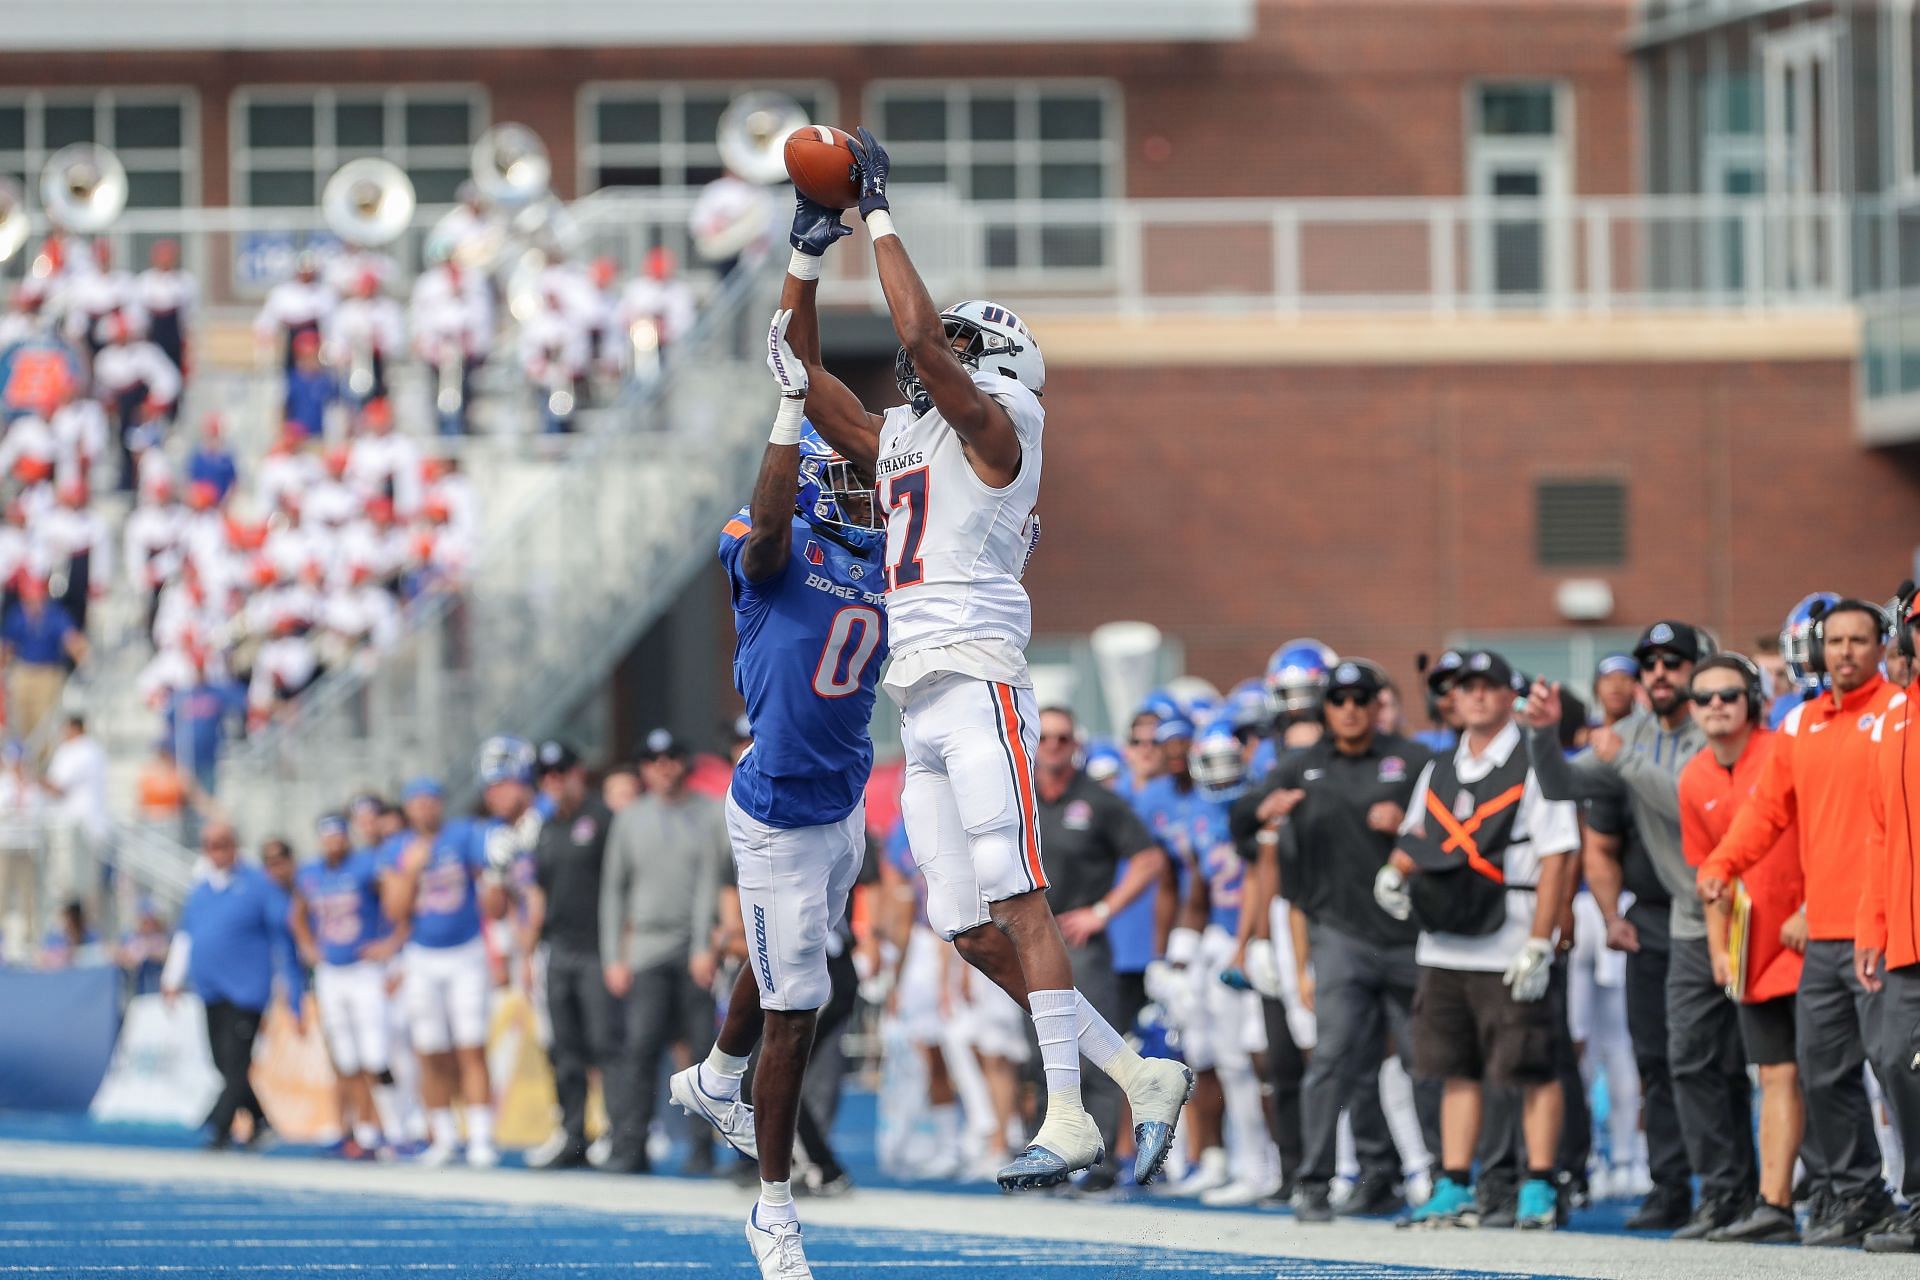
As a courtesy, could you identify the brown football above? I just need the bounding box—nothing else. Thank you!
[783,125,861,210]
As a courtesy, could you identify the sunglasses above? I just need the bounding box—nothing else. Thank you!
[1128,736,1157,748]
[1325,690,1374,708]
[1039,732,1076,745]
[1689,688,1745,707]
[1640,653,1689,673]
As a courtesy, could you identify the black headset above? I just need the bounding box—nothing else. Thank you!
[1894,579,1918,662]
[1808,597,1896,668]
[1692,653,1764,723]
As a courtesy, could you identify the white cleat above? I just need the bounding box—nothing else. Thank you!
[1163,1146,1231,1198]
[745,1207,814,1279]
[1124,1058,1196,1185]
[997,1103,1104,1192]
[465,1141,499,1169]
[669,1065,758,1160]
[416,1141,460,1168]
[1201,1174,1281,1208]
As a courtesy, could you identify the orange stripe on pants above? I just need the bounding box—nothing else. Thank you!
[994,682,1047,892]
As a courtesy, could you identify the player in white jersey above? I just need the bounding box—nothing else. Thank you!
[792,128,1192,1192]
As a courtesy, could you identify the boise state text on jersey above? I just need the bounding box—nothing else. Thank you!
[720,513,887,830]
[296,852,385,968]
[380,820,489,948]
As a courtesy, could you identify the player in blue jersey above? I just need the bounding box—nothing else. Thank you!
[670,239,888,1279]
[290,811,404,1158]
[380,772,508,1168]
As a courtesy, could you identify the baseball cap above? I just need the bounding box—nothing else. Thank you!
[1326,660,1384,700]
[536,740,580,776]
[1633,620,1706,665]
[1423,648,1466,694]
[1595,653,1639,679]
[1455,650,1522,694]
[315,812,349,839]
[399,776,444,803]
[1152,716,1195,744]
[641,727,687,761]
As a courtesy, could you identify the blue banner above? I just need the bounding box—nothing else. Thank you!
[0,967,121,1111]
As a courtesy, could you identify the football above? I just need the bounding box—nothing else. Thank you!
[783,124,862,210]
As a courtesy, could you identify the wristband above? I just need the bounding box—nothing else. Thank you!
[770,396,805,446]
[1091,900,1112,923]
[864,210,898,242]
[786,248,822,282]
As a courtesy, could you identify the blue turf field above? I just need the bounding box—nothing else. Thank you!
[0,1171,1580,1279]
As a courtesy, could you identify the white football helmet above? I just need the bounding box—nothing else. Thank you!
[895,298,1045,414]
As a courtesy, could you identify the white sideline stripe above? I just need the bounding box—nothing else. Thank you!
[0,1140,1872,1280]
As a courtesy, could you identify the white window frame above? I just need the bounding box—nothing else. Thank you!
[1891,0,1920,197]
[229,84,490,208]
[576,80,838,193]
[0,86,201,213]
[1465,80,1575,304]
[860,78,1125,280]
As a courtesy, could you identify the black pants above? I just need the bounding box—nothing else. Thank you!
[203,1000,266,1139]
[1668,933,1755,1200]
[1259,997,1307,1176]
[1068,938,1126,1154]
[608,957,715,1167]
[1871,963,1920,1200]
[1796,939,1884,1199]
[1297,926,1440,1186]
[544,947,616,1152]
[1624,901,1690,1192]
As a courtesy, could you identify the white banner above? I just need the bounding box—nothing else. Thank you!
[89,994,222,1127]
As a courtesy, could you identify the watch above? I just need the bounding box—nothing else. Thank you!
[1091,900,1112,923]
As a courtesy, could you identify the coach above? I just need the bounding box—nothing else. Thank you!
[1033,705,1165,1187]
[1239,660,1436,1220]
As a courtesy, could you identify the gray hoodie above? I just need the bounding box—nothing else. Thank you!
[1525,708,1707,939]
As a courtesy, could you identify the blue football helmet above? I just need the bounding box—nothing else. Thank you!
[1083,739,1124,785]
[1225,678,1271,735]
[478,735,536,787]
[1136,688,1184,726]
[796,423,881,552]
[1166,676,1222,730]
[1266,638,1338,719]
[1190,717,1248,803]
[1781,592,1839,696]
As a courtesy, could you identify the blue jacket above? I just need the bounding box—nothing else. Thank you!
[180,866,300,1012]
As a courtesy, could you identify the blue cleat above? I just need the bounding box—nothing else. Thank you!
[1404,1176,1478,1229]
[1127,1058,1196,1185]
[997,1106,1104,1192]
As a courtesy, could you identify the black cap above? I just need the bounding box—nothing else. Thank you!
[641,727,687,761]
[1424,648,1466,694]
[536,740,580,776]
[1326,660,1384,700]
[1633,620,1707,665]
[1455,649,1524,694]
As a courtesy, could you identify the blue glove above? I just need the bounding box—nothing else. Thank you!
[1218,968,1253,992]
[851,126,890,219]
[790,192,851,257]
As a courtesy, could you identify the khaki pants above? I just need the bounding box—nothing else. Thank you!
[45,817,97,919]
[0,842,38,962]
[7,663,65,749]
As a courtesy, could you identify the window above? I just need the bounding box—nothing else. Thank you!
[577,83,834,192]
[231,87,486,208]
[865,81,1122,273]
[1536,480,1626,567]
[1468,82,1571,299]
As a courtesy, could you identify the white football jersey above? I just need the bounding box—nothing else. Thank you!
[874,367,1044,667]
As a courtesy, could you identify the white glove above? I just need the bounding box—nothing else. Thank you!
[1164,926,1202,969]
[1244,938,1283,999]
[766,308,808,400]
[483,823,520,875]
[1143,959,1185,1010]
[1504,936,1554,1004]
[513,807,543,854]
[1373,864,1411,921]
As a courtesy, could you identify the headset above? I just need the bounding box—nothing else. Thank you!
[1808,595,1896,666]
[1882,582,1919,1070]
[1689,652,1764,724]
[1893,579,1918,662]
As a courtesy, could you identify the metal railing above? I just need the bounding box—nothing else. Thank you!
[212,253,782,838]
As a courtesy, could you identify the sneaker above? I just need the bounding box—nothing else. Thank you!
[525,1127,572,1169]
[669,1066,758,1161]
[1624,1183,1693,1232]
[997,1104,1104,1192]
[1124,1058,1196,1186]
[1708,1200,1799,1244]
[465,1141,499,1169]
[1672,1191,1746,1241]
[1338,1174,1405,1218]
[587,1135,613,1167]
[416,1141,460,1168]
[1164,1147,1231,1199]
[1515,1179,1558,1231]
[243,1122,278,1153]
[1291,1184,1335,1223]
[744,1207,813,1279]
[802,1168,853,1199]
[1803,1189,1897,1248]
[1405,1176,1477,1229]
[1201,1173,1281,1208]
[1865,1205,1920,1253]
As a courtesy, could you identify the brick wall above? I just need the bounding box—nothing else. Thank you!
[1022,355,1920,688]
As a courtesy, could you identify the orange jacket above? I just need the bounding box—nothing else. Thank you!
[1680,730,1803,1002]
[1702,674,1897,942]
[1858,687,1920,967]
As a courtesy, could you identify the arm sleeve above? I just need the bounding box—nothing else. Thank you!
[1612,750,1682,823]
[1705,724,1799,881]
[160,929,191,993]
[1525,725,1620,803]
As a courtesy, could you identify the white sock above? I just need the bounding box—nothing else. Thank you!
[757,1178,796,1225]
[429,1108,458,1149]
[700,1046,750,1098]
[930,1102,962,1147]
[465,1105,494,1150]
[371,1084,403,1144]
[1029,989,1082,1097]
[1076,994,1142,1088]
[353,1122,381,1150]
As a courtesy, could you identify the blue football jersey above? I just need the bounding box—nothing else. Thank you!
[296,852,385,968]
[380,820,488,949]
[1185,795,1245,932]
[720,515,887,829]
[1134,776,1197,897]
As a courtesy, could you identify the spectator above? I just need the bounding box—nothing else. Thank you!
[612,247,699,378]
[91,311,180,491]
[1378,650,1578,1230]
[408,254,492,436]
[283,331,339,440]
[1678,655,1805,1244]
[345,399,422,518]
[38,898,101,969]
[136,239,195,379]
[37,480,110,635]
[0,740,43,951]
[528,742,615,1170]
[135,739,194,836]
[254,252,334,372]
[598,729,730,1174]
[115,897,171,996]
[2,576,86,745]
[42,714,109,921]
[185,417,238,505]
[160,820,299,1151]
[162,652,247,796]
[1591,654,1642,727]
[602,765,640,813]
[324,271,405,408]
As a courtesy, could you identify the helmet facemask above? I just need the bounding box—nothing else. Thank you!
[1190,734,1248,802]
[798,449,880,550]
[895,313,1033,417]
